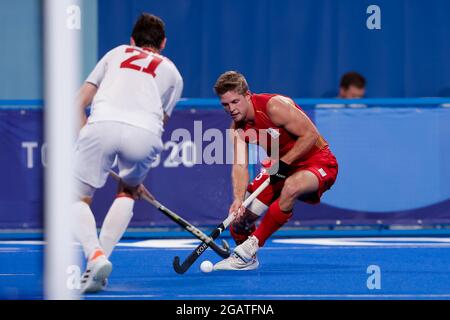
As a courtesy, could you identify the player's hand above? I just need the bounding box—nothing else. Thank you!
[261,158,291,184]
[229,199,245,219]
[136,184,156,201]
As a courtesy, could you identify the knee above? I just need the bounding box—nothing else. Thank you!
[117,181,138,199]
[75,179,96,202]
[282,177,302,200]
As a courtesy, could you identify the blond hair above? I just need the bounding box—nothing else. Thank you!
[214,71,249,96]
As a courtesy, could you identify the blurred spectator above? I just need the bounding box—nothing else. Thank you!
[339,72,366,98]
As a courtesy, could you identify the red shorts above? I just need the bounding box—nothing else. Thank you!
[246,147,338,214]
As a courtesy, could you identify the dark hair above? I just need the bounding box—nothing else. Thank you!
[131,13,165,49]
[340,72,366,89]
[214,71,249,96]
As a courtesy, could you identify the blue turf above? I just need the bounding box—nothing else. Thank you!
[1,239,450,300]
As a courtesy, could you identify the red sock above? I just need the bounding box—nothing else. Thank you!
[230,224,256,245]
[252,199,292,247]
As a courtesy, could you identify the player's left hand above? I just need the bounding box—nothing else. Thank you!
[261,158,291,184]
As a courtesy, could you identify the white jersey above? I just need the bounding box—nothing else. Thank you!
[86,45,183,136]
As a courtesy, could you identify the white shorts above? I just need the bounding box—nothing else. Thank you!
[74,121,163,197]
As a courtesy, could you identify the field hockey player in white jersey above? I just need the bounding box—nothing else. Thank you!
[72,13,183,293]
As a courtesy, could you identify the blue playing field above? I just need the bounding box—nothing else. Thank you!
[1,237,450,300]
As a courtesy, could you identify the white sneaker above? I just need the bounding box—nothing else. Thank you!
[234,235,260,261]
[213,235,260,271]
[81,249,112,294]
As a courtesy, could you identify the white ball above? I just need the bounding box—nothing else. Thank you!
[200,260,214,273]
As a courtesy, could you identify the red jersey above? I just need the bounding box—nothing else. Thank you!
[235,93,329,166]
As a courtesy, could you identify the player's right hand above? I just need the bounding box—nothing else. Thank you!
[136,184,156,201]
[229,199,245,219]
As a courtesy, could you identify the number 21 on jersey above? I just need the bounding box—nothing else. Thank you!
[119,47,162,77]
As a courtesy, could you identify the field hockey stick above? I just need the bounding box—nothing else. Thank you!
[173,176,271,274]
[109,170,231,258]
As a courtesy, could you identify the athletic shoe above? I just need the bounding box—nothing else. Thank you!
[213,235,260,271]
[80,249,112,294]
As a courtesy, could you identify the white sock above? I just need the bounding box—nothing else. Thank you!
[99,197,134,258]
[72,201,101,259]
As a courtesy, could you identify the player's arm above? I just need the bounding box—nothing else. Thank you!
[267,96,319,165]
[77,49,111,130]
[76,82,97,130]
[161,70,183,127]
[229,121,250,215]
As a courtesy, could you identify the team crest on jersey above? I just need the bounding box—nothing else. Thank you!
[266,128,280,139]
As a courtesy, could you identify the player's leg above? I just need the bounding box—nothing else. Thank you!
[99,124,163,259]
[229,171,283,245]
[251,170,319,247]
[73,183,113,293]
[72,181,100,259]
[217,170,319,271]
[229,210,258,245]
[72,122,117,292]
[98,180,137,259]
[235,164,338,266]
[214,174,283,270]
